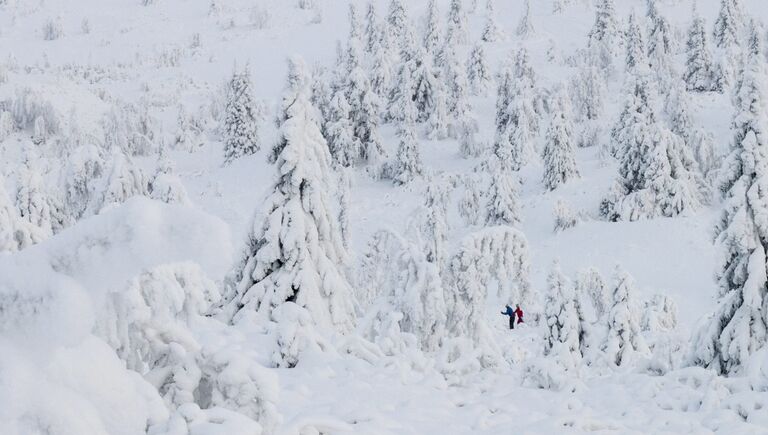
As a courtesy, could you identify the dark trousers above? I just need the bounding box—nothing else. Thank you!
[509,316,515,329]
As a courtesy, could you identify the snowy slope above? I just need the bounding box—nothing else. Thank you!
[1,0,768,434]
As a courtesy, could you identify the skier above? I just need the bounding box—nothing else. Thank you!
[514,304,524,326]
[501,304,516,329]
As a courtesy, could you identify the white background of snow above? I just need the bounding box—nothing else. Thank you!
[0,0,767,433]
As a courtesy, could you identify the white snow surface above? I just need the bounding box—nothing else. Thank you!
[0,0,767,434]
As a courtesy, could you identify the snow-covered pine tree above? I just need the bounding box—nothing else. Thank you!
[225,58,355,366]
[690,54,768,375]
[604,266,648,366]
[311,65,333,134]
[364,2,379,54]
[223,66,260,164]
[588,0,619,51]
[392,120,423,185]
[62,145,104,220]
[458,175,482,225]
[347,66,385,166]
[412,53,442,124]
[423,0,442,58]
[544,262,582,370]
[386,0,409,52]
[443,44,474,140]
[542,86,579,191]
[516,0,534,39]
[420,181,450,265]
[576,268,609,321]
[0,173,41,252]
[485,164,520,227]
[569,62,604,123]
[481,0,504,43]
[603,75,700,221]
[370,33,394,101]
[646,7,676,90]
[97,148,149,211]
[685,12,721,93]
[149,148,190,205]
[467,43,492,96]
[446,0,469,46]
[348,3,363,47]
[325,90,359,168]
[16,155,68,237]
[625,13,647,73]
[713,0,740,50]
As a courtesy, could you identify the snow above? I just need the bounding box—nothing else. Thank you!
[1,0,768,433]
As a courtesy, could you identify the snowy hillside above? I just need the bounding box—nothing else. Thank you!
[1,0,768,433]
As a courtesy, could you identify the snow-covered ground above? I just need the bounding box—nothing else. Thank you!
[1,0,768,433]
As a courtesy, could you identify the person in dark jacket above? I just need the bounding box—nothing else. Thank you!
[501,305,516,329]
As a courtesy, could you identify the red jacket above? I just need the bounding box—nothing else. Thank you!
[514,307,524,322]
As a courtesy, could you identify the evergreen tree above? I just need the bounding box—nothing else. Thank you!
[370,26,394,100]
[481,0,505,43]
[364,2,380,54]
[325,90,359,168]
[467,43,492,96]
[392,121,423,185]
[544,262,582,370]
[647,8,675,90]
[16,156,69,237]
[576,267,610,321]
[149,148,190,205]
[516,0,534,39]
[604,266,648,366]
[713,0,740,50]
[485,165,520,227]
[0,174,40,252]
[569,63,604,122]
[458,176,482,225]
[421,181,450,265]
[386,0,409,52]
[423,0,442,57]
[625,13,647,73]
[588,0,619,51]
[225,58,355,365]
[62,145,104,220]
[446,0,469,45]
[97,148,149,211]
[347,67,385,166]
[412,53,441,123]
[542,87,579,190]
[685,13,721,93]
[348,3,363,46]
[691,55,768,375]
[604,75,700,221]
[223,66,260,164]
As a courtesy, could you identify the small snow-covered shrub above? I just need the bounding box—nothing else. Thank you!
[522,357,571,391]
[553,199,579,232]
[81,18,91,34]
[103,102,160,156]
[297,0,315,10]
[7,87,60,136]
[43,17,64,41]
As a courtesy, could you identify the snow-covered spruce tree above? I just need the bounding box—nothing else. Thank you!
[348,3,363,46]
[553,199,579,232]
[364,2,379,54]
[412,53,441,124]
[357,229,447,354]
[625,13,647,73]
[347,66,385,167]
[386,0,409,52]
[443,44,471,135]
[642,294,678,334]
[570,63,604,122]
[576,268,610,321]
[223,66,260,164]
[604,266,648,367]
[485,164,521,227]
[446,0,468,46]
[544,262,582,371]
[385,42,418,123]
[426,83,450,140]
[325,90,359,168]
[420,181,451,266]
[392,120,423,185]
[442,227,531,369]
[481,0,504,43]
[61,145,104,220]
[149,148,190,205]
[685,12,721,93]
[96,148,149,212]
[690,55,768,375]
[226,58,355,367]
[646,7,676,91]
[0,174,40,252]
[174,106,203,152]
[542,86,579,191]
[516,0,534,39]
[588,0,619,51]
[512,48,539,131]
[370,32,394,101]
[713,0,740,51]
[16,157,69,237]
[311,65,333,134]
[467,43,492,96]
[458,175,482,226]
[603,75,700,221]
[423,0,442,58]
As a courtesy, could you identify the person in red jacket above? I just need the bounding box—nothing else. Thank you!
[514,304,524,326]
